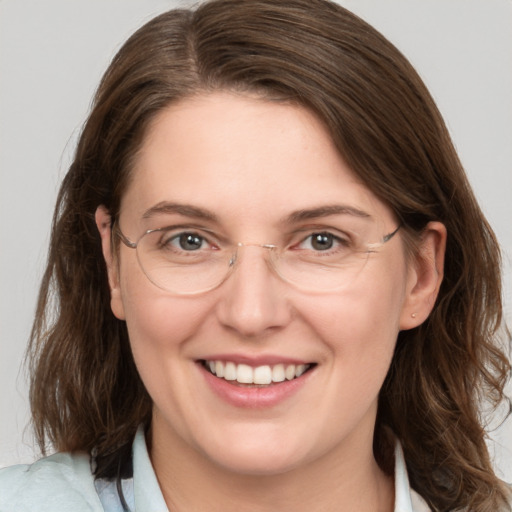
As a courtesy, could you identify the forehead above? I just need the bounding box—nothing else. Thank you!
[120,92,392,229]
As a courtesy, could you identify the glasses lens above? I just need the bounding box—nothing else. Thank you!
[136,229,230,294]
[272,219,396,292]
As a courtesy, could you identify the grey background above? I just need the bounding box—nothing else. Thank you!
[1,0,511,481]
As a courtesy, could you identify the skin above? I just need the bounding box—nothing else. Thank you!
[96,91,446,512]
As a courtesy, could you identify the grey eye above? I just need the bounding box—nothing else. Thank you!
[310,233,335,251]
[176,233,205,251]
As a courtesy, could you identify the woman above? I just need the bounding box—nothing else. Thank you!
[0,0,510,510]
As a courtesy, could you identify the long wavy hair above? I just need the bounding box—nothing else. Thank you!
[28,0,511,510]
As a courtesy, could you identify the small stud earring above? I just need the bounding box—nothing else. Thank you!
[411,313,417,318]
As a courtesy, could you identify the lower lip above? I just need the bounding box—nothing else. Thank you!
[197,362,313,409]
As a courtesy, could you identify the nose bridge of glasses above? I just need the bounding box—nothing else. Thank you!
[229,242,278,268]
[237,242,277,249]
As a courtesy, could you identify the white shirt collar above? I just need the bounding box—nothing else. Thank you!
[393,441,430,511]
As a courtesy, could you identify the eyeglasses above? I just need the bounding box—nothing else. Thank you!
[114,222,400,295]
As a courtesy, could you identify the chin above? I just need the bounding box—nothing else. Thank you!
[193,424,318,476]
[207,446,306,476]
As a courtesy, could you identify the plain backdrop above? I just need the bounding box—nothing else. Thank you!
[1,0,511,481]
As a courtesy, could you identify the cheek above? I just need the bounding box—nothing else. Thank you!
[122,289,210,352]
[308,275,405,343]
[273,269,408,450]
[300,262,408,381]
[119,281,217,428]
[116,257,211,371]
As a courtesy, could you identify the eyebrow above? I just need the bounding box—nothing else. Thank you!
[142,202,371,224]
[142,202,218,222]
[285,205,371,223]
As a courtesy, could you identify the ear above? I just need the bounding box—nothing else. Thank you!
[95,206,126,320]
[399,221,447,330]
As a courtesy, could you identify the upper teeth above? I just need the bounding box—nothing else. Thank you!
[206,361,310,385]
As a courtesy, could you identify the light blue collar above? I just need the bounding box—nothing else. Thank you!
[132,426,169,511]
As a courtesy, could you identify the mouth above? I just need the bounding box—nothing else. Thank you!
[200,360,315,386]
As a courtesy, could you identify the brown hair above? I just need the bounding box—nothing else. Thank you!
[28,0,511,510]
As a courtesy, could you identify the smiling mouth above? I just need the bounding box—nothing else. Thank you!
[201,360,315,386]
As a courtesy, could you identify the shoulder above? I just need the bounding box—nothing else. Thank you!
[0,451,103,512]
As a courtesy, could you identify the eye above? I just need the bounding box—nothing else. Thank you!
[310,233,334,251]
[298,232,348,252]
[165,232,209,251]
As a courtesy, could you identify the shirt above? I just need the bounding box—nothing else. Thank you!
[0,426,430,511]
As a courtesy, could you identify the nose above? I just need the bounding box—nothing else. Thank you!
[215,245,292,338]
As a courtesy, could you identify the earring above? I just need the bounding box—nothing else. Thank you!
[411,313,417,318]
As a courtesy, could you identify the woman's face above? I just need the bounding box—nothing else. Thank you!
[98,92,437,476]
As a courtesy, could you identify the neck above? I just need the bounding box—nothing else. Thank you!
[149,422,395,512]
